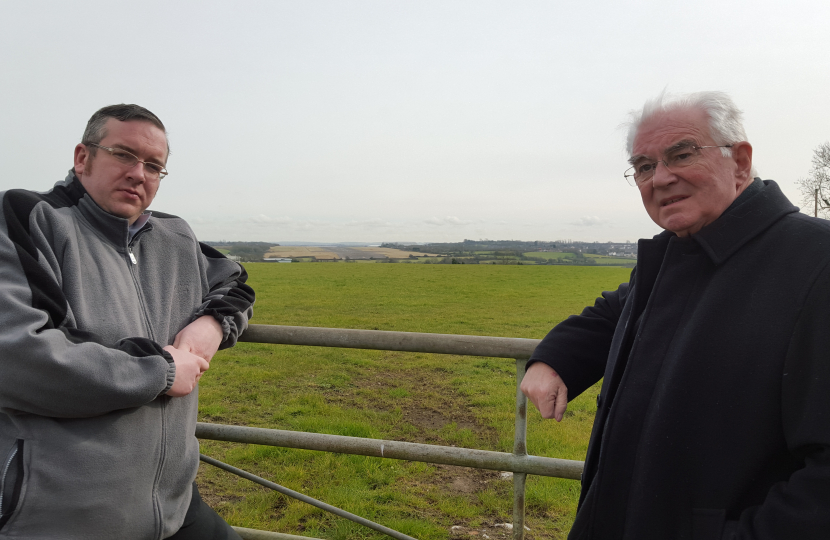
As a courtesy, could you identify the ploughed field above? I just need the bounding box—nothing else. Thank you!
[264,246,440,260]
[197,263,632,539]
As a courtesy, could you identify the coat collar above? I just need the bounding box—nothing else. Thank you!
[641,179,798,267]
[690,179,798,266]
[630,179,796,317]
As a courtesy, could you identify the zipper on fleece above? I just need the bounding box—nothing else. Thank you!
[151,398,168,540]
[125,234,157,342]
[0,446,17,515]
[126,222,152,265]
[124,226,167,539]
[0,440,24,526]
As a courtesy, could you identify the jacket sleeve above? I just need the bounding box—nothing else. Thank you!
[0,201,176,418]
[724,265,830,539]
[528,282,630,400]
[192,243,255,349]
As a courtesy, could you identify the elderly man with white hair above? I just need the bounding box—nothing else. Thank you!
[522,91,830,539]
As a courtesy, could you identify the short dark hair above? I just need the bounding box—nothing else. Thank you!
[82,104,169,157]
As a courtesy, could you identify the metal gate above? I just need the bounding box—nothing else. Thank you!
[197,324,584,540]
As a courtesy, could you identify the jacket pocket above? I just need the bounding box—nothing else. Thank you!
[692,508,725,540]
[0,440,25,531]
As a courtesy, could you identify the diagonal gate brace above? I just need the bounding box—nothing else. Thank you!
[200,454,420,540]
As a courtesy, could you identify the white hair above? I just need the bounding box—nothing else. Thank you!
[625,91,758,177]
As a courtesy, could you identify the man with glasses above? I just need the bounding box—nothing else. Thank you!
[0,104,254,539]
[521,91,830,539]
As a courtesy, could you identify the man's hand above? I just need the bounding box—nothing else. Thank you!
[164,345,210,397]
[520,362,569,422]
[172,315,224,363]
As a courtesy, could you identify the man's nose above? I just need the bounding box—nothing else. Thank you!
[125,161,148,182]
[651,161,677,187]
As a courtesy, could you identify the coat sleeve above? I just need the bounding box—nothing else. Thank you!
[0,200,176,418]
[528,282,630,400]
[192,243,255,349]
[725,265,830,539]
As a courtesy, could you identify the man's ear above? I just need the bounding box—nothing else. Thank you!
[731,141,753,184]
[74,144,90,176]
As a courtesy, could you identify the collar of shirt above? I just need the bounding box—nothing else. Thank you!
[128,213,152,242]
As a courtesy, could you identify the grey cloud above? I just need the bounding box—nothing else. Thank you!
[247,214,293,225]
[571,215,610,227]
[345,218,397,228]
[424,216,473,226]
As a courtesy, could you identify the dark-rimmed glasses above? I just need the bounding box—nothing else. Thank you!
[624,144,731,187]
[87,143,168,180]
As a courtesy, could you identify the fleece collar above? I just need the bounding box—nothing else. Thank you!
[61,171,153,248]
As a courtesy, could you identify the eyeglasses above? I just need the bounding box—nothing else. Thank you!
[624,144,731,187]
[87,143,168,180]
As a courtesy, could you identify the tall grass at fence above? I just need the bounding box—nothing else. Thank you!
[198,263,631,539]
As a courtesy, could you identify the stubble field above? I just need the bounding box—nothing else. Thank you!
[197,263,632,539]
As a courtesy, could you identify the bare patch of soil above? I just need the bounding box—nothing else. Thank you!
[326,363,499,446]
[450,522,535,539]
[432,463,502,495]
[392,462,511,508]
[405,406,475,431]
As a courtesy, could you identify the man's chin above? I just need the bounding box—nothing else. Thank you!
[656,213,695,236]
[106,204,144,223]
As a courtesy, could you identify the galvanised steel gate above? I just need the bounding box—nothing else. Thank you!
[197,324,585,540]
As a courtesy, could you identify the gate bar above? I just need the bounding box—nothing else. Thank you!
[239,324,540,359]
[233,526,324,540]
[200,454,419,540]
[196,423,583,480]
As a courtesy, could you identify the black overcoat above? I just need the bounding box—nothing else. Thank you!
[531,180,830,540]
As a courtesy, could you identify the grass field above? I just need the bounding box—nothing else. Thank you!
[584,254,636,266]
[198,264,632,539]
[522,252,634,266]
[521,252,573,260]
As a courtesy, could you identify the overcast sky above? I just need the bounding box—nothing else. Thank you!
[2,1,828,243]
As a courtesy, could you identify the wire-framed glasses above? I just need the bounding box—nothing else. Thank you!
[624,143,732,187]
[87,143,168,180]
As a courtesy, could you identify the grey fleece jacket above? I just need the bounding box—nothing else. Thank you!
[0,173,255,539]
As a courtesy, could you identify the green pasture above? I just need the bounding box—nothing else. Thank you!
[522,252,573,260]
[523,252,634,266]
[584,254,636,266]
[198,264,631,539]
